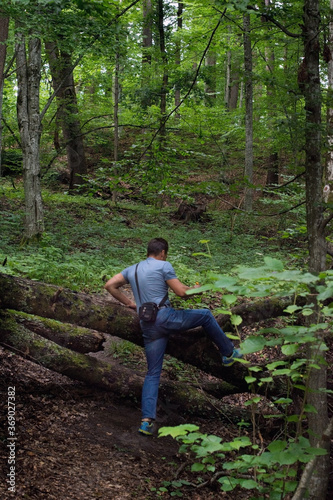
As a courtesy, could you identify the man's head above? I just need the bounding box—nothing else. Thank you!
[147,238,169,259]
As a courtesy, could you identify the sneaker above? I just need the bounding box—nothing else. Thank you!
[222,348,243,367]
[138,420,154,436]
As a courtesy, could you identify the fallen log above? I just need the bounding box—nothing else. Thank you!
[0,272,294,384]
[0,311,250,421]
[6,309,105,353]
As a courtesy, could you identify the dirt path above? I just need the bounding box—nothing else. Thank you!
[0,347,241,499]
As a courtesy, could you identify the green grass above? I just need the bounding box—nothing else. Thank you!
[0,179,306,292]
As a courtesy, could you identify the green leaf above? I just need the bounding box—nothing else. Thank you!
[303,404,317,414]
[191,462,205,472]
[245,376,257,384]
[267,440,287,453]
[317,286,333,301]
[223,294,237,305]
[284,305,302,314]
[192,252,211,258]
[240,336,267,354]
[274,398,293,405]
[231,314,242,326]
[266,361,287,370]
[158,424,199,438]
[302,308,314,316]
[264,257,284,271]
[214,275,238,289]
[239,479,258,490]
[281,344,299,355]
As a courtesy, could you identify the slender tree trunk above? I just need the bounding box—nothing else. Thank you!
[263,0,279,188]
[324,0,333,199]
[158,0,168,138]
[141,0,153,108]
[0,14,9,178]
[112,42,120,203]
[299,1,330,498]
[205,51,217,106]
[16,30,44,239]
[175,2,183,118]
[44,42,87,191]
[243,14,253,211]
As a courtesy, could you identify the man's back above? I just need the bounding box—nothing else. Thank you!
[121,257,177,310]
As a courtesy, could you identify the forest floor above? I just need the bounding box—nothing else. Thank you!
[1,330,333,500]
[1,178,333,498]
[0,343,254,500]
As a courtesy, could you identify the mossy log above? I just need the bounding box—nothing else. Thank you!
[0,311,251,421]
[0,272,295,385]
[6,309,105,353]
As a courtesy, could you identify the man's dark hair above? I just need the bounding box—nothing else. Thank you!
[147,238,169,256]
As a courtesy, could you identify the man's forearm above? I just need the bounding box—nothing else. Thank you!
[105,284,136,309]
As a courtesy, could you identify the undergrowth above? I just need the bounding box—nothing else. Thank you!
[0,180,306,292]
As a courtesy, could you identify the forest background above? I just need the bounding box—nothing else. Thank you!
[0,0,333,499]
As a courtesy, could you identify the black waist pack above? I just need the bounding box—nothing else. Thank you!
[139,302,159,322]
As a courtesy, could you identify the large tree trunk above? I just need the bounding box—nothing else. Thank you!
[243,13,254,212]
[6,309,105,353]
[16,30,44,240]
[0,272,297,386]
[141,0,153,108]
[0,14,9,178]
[0,311,250,420]
[158,0,168,138]
[299,1,330,498]
[44,42,87,191]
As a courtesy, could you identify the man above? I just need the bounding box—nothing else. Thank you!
[104,238,242,436]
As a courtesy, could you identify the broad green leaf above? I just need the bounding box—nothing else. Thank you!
[245,376,257,384]
[191,462,205,472]
[266,361,288,370]
[231,314,242,326]
[264,256,284,271]
[274,398,293,404]
[240,336,267,354]
[186,284,211,295]
[284,305,302,314]
[239,479,258,490]
[267,440,287,453]
[302,308,314,316]
[223,294,237,305]
[158,424,199,438]
[317,286,333,301]
[281,344,299,355]
[214,275,238,289]
[303,404,317,414]
[272,368,292,376]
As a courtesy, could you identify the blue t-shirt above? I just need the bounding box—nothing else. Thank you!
[121,257,177,312]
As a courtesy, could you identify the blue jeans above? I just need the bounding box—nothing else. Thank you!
[140,307,234,420]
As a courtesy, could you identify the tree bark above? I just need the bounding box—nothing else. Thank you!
[0,272,299,386]
[243,13,254,212]
[299,1,330,498]
[174,2,183,118]
[16,30,44,239]
[158,0,168,138]
[141,0,153,108]
[0,312,250,420]
[6,309,105,353]
[0,14,9,178]
[44,42,87,191]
